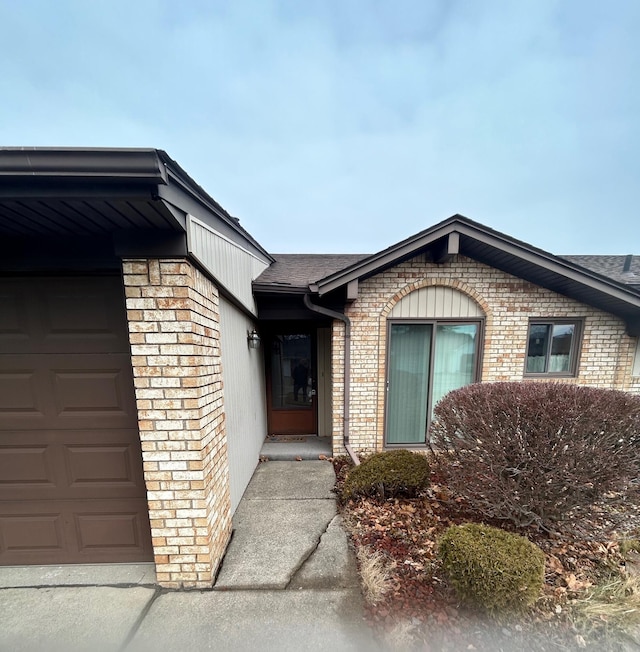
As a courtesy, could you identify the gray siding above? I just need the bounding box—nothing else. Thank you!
[389,286,484,318]
[317,327,332,437]
[219,297,268,513]
[188,216,270,316]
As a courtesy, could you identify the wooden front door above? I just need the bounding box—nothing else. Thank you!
[266,329,317,435]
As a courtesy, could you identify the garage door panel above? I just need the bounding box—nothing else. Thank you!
[74,506,152,555]
[0,285,30,346]
[53,362,135,421]
[0,275,153,565]
[0,512,67,558]
[0,354,136,430]
[0,430,147,501]
[0,369,44,416]
[0,501,152,564]
[0,443,55,488]
[66,441,145,490]
[0,277,130,354]
[40,278,131,353]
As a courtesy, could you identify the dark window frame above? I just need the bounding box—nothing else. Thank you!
[384,318,484,448]
[524,318,584,378]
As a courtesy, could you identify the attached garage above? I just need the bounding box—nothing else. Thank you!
[0,275,152,564]
[0,147,273,587]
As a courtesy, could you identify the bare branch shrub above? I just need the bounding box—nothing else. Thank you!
[428,382,640,529]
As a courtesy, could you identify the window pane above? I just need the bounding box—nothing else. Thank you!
[431,324,478,414]
[526,324,550,373]
[549,324,574,373]
[386,324,431,444]
[270,334,312,409]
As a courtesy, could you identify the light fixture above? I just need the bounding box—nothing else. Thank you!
[247,329,261,349]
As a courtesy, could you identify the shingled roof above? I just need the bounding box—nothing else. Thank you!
[253,254,369,291]
[255,251,640,292]
[255,252,640,292]
[561,255,640,289]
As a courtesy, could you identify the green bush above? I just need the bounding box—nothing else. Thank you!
[341,450,430,501]
[438,523,545,614]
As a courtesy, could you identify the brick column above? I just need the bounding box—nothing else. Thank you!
[122,258,231,588]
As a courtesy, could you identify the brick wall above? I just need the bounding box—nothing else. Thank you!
[332,254,639,454]
[122,258,231,588]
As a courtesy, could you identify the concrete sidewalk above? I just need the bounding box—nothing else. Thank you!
[0,461,377,652]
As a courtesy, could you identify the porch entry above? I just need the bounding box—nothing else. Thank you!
[266,328,318,435]
[386,321,480,445]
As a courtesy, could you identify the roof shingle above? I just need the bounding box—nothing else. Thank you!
[254,251,640,292]
[254,254,369,289]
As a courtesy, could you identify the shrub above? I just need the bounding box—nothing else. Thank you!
[429,382,640,528]
[438,523,545,614]
[341,450,430,501]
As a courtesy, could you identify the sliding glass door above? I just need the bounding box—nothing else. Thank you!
[386,321,480,445]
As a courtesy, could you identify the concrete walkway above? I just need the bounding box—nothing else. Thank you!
[259,435,333,460]
[0,461,377,652]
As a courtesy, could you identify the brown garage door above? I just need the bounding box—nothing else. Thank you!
[0,276,153,564]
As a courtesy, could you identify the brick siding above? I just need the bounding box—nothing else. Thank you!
[122,258,231,589]
[332,254,639,454]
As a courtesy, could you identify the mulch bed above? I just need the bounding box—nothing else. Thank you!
[332,457,640,651]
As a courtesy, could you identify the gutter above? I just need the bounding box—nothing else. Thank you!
[303,294,360,466]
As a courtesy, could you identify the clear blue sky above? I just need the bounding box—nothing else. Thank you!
[1,1,638,254]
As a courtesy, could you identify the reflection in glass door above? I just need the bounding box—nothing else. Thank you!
[268,332,317,435]
[386,321,479,445]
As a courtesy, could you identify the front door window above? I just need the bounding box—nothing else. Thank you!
[267,331,317,435]
[386,321,479,445]
[271,334,313,409]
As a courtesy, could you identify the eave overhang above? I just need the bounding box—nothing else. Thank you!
[310,215,640,337]
[0,147,273,264]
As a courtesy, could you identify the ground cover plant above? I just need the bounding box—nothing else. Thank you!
[333,383,640,650]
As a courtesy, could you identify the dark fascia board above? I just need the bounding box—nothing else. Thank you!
[310,214,640,318]
[252,282,309,295]
[310,215,466,294]
[0,147,168,183]
[157,150,274,264]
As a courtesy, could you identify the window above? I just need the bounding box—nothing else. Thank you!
[633,338,640,377]
[385,320,481,445]
[525,320,582,376]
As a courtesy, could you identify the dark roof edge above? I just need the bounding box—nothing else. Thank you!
[0,147,274,263]
[252,282,310,295]
[310,214,640,309]
[157,150,274,263]
[0,147,167,182]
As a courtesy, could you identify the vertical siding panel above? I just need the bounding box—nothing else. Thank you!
[317,328,332,437]
[443,287,452,317]
[219,297,268,514]
[390,287,484,318]
[425,289,435,316]
[189,220,269,315]
[435,287,445,317]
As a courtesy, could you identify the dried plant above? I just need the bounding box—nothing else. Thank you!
[356,545,394,604]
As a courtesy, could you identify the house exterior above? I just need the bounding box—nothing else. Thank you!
[1,147,639,588]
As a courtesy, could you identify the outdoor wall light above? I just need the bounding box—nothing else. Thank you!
[247,329,261,349]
